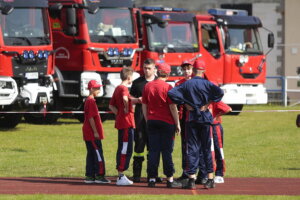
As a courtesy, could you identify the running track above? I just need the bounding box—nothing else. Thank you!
[0,177,299,196]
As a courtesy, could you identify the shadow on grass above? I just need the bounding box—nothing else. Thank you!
[281,168,300,170]
[0,127,21,132]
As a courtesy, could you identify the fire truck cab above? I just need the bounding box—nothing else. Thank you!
[197,9,274,112]
[0,0,54,128]
[137,7,200,83]
[49,0,140,121]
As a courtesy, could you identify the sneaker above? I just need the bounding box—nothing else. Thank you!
[84,176,95,184]
[177,177,189,187]
[195,177,208,185]
[147,177,163,183]
[133,176,141,183]
[182,178,196,190]
[167,180,182,188]
[176,174,188,181]
[156,177,163,183]
[204,179,215,189]
[148,181,156,187]
[95,176,111,184]
[214,176,224,183]
[116,175,133,186]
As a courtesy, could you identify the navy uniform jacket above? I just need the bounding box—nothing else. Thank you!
[168,76,224,124]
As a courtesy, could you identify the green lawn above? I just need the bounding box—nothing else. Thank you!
[0,105,300,199]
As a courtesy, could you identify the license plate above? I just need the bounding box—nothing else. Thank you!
[111,59,123,65]
[25,72,39,79]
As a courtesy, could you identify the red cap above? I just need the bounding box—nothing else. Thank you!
[88,80,102,89]
[181,60,194,67]
[193,60,206,70]
[156,62,171,74]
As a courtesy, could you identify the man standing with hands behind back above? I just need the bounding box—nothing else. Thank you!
[168,60,224,190]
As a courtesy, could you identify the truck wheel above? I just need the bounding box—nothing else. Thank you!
[24,113,60,124]
[74,113,84,123]
[228,104,243,115]
[0,114,22,129]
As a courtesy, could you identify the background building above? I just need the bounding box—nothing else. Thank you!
[135,0,300,105]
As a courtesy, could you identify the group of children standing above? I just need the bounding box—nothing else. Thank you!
[82,58,231,189]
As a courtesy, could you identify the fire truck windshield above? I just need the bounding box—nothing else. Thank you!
[1,8,50,46]
[85,8,135,44]
[147,22,198,53]
[226,27,263,54]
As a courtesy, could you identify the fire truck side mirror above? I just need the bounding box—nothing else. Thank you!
[88,5,99,14]
[0,4,13,15]
[49,3,62,19]
[67,8,76,26]
[136,10,143,39]
[65,8,77,35]
[268,33,274,48]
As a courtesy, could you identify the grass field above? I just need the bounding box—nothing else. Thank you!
[0,105,300,199]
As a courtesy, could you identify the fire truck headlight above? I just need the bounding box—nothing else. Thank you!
[128,48,133,57]
[122,48,128,57]
[37,50,43,59]
[22,50,29,59]
[43,51,49,59]
[107,48,114,57]
[113,48,119,56]
[29,50,35,59]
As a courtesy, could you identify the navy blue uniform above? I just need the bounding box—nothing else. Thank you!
[168,76,223,175]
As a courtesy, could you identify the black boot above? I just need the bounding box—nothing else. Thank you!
[133,156,144,183]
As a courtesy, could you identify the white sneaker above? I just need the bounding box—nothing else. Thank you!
[214,176,224,183]
[116,175,133,186]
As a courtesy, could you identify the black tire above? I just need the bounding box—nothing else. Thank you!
[74,113,84,123]
[24,113,60,124]
[0,114,22,129]
[228,104,243,115]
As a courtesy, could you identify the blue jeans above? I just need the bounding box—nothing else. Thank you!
[147,120,175,178]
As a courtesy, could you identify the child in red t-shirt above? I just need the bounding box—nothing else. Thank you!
[210,101,231,184]
[109,67,138,186]
[175,60,194,181]
[82,80,110,184]
[197,101,231,184]
[142,62,181,188]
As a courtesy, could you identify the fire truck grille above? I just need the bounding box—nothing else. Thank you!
[12,59,48,78]
[99,55,133,68]
[241,73,259,79]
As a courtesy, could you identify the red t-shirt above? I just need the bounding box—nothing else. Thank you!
[142,79,175,124]
[82,96,104,141]
[109,85,135,129]
[175,78,187,119]
[210,101,231,124]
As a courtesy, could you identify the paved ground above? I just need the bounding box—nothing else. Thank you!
[0,177,299,196]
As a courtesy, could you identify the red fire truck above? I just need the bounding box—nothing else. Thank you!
[0,0,54,128]
[48,0,141,121]
[137,7,200,82]
[196,9,274,113]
